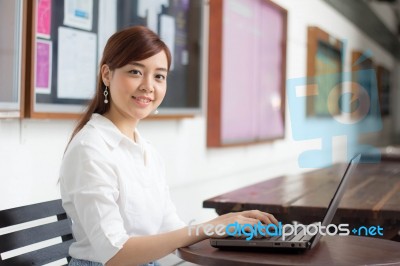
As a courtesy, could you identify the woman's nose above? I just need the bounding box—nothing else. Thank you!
[140,76,154,92]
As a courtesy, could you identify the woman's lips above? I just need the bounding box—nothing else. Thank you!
[132,96,152,107]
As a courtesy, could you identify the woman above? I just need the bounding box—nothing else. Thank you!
[60,26,277,266]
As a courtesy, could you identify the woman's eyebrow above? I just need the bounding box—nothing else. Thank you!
[129,62,168,72]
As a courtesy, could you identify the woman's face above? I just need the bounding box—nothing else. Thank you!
[102,51,168,124]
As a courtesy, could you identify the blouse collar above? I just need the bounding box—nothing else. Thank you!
[87,113,144,149]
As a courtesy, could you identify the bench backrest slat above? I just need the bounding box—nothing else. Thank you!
[0,200,66,227]
[0,199,73,265]
[1,239,74,266]
[0,219,72,252]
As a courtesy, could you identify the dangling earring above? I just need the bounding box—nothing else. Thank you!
[153,109,159,115]
[104,86,109,104]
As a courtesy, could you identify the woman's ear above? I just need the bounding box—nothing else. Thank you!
[101,64,111,86]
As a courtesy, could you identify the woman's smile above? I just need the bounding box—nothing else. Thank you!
[132,95,153,107]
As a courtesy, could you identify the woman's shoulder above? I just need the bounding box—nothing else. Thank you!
[65,124,109,157]
[72,123,103,144]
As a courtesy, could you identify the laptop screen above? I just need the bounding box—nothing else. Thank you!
[310,154,361,248]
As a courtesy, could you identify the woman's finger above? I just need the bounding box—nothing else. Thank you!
[266,213,279,225]
[241,210,278,225]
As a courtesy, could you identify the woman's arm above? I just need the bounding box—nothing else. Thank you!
[106,226,203,266]
[106,210,278,266]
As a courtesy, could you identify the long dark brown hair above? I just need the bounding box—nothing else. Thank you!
[67,26,171,146]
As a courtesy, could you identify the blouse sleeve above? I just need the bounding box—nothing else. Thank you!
[60,140,129,264]
[159,184,187,233]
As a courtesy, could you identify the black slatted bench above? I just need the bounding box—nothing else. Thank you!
[0,199,73,265]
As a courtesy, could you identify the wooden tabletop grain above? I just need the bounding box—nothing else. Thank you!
[177,236,400,266]
[203,158,400,239]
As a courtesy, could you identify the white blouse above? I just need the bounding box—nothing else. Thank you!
[60,114,186,264]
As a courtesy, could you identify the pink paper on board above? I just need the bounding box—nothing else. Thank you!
[221,0,284,144]
[37,0,51,38]
[35,40,51,93]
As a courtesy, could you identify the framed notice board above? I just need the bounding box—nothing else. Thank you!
[306,27,343,117]
[116,0,203,113]
[27,0,99,119]
[207,0,287,147]
[26,0,203,119]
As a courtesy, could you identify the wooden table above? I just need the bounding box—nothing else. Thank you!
[177,236,400,265]
[203,157,400,240]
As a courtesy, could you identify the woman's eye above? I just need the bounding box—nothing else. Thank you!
[129,69,142,75]
[155,74,166,81]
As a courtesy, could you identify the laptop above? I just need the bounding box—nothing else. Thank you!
[210,154,361,250]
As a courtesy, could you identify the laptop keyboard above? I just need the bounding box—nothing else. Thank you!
[256,224,306,241]
[276,226,304,241]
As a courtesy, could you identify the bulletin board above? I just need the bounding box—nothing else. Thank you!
[26,0,203,119]
[207,0,287,147]
[29,0,99,119]
[306,27,343,117]
[116,0,202,112]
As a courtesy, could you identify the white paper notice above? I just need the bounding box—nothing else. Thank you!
[35,40,52,94]
[160,15,175,70]
[57,27,96,99]
[64,0,93,31]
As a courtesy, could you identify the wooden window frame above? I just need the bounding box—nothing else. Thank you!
[207,0,288,147]
[306,26,344,117]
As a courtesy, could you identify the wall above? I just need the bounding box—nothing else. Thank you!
[368,0,400,141]
[0,0,398,227]
[368,1,398,34]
